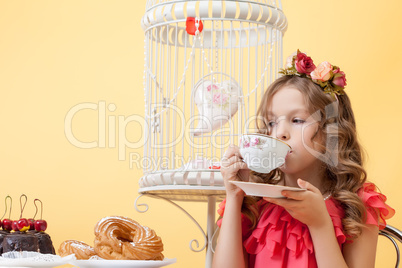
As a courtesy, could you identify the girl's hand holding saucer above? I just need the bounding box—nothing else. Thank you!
[221,145,250,199]
[264,178,332,229]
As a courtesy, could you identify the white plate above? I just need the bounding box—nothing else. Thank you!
[230,181,306,198]
[70,258,176,268]
[0,261,70,268]
[0,254,74,267]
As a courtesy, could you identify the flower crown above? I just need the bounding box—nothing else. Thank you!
[279,50,347,97]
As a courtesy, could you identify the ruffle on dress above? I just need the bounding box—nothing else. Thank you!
[242,199,345,268]
[216,182,394,268]
[217,199,254,239]
[357,182,395,230]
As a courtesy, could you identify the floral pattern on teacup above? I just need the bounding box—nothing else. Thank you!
[241,136,267,150]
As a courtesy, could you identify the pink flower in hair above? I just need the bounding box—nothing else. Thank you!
[332,68,347,88]
[311,61,332,82]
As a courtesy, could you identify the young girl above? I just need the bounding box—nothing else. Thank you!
[212,51,395,268]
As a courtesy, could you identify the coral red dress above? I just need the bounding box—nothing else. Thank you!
[217,182,395,268]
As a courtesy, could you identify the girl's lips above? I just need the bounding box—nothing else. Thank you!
[285,150,293,160]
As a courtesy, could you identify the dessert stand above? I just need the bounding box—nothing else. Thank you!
[137,1,287,267]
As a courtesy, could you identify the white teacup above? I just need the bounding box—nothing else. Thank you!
[239,133,291,173]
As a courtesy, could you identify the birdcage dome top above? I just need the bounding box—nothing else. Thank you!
[142,0,287,32]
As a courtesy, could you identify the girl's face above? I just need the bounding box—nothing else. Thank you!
[267,86,323,175]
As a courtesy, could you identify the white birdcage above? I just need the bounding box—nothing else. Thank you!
[139,0,287,198]
[136,1,287,265]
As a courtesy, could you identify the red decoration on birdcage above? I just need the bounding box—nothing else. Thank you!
[186,17,203,35]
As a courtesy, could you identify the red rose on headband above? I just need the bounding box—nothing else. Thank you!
[294,51,316,75]
[186,17,203,35]
[332,68,347,88]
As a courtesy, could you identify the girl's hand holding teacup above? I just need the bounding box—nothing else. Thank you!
[221,145,250,199]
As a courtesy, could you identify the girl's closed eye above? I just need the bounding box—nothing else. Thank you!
[266,120,276,135]
[268,120,277,127]
[292,118,305,124]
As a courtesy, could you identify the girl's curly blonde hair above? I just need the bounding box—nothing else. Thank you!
[242,75,367,240]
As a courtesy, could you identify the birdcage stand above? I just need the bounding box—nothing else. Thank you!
[135,185,226,268]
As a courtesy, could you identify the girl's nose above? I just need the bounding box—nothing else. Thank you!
[273,120,290,141]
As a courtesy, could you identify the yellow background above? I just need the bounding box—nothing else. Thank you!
[1,0,401,267]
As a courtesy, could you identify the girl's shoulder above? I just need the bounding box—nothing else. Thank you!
[356,182,395,229]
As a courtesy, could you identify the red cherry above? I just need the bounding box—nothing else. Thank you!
[28,218,35,230]
[17,218,30,232]
[34,220,47,232]
[0,219,2,229]
[12,221,19,231]
[2,219,12,231]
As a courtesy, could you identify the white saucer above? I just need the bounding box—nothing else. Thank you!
[230,181,306,198]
